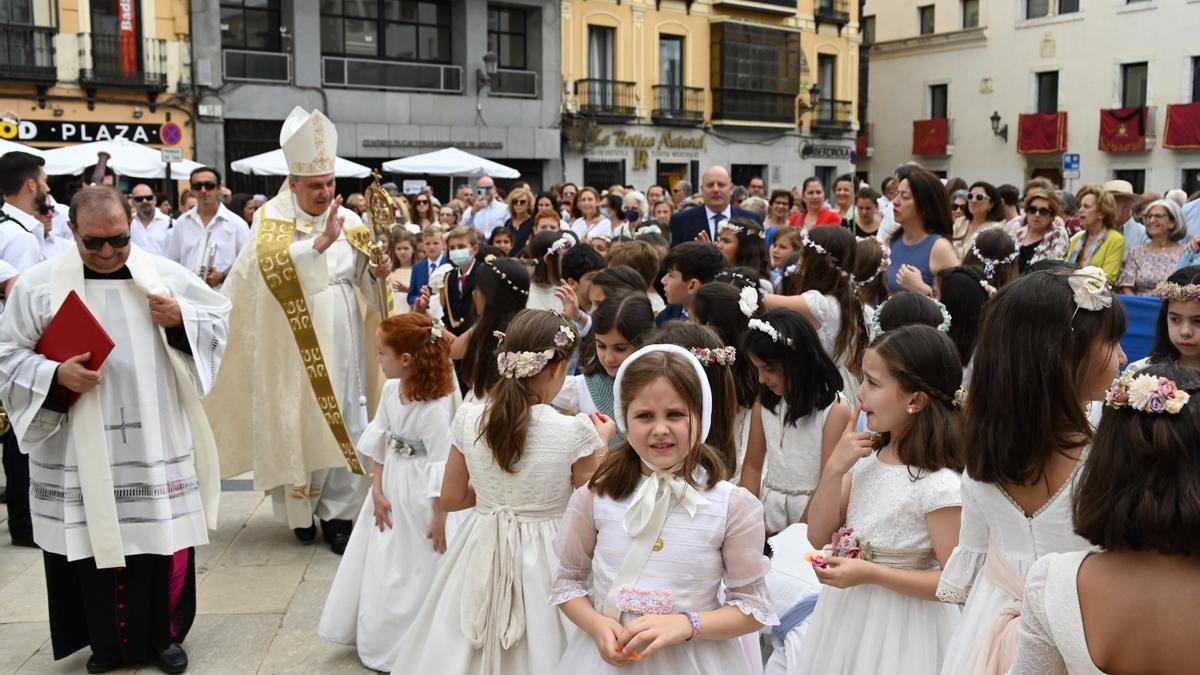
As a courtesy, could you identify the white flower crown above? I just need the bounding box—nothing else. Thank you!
[969,234,1020,281]
[719,221,766,239]
[869,295,952,339]
[738,286,760,318]
[748,318,793,346]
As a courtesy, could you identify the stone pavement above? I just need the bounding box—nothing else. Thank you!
[0,484,374,674]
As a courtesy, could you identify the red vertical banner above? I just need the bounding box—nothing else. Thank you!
[912,118,950,156]
[118,0,138,76]
[1164,103,1200,149]
[1017,112,1069,154]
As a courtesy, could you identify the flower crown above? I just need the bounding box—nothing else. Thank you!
[748,318,793,346]
[719,221,766,238]
[690,346,736,367]
[738,286,759,318]
[979,279,997,298]
[496,349,555,379]
[547,235,572,256]
[1105,371,1191,415]
[853,237,891,288]
[969,234,1020,281]
[1068,266,1113,320]
[782,263,800,278]
[482,254,529,296]
[868,295,952,339]
[802,231,850,279]
[1154,280,1200,303]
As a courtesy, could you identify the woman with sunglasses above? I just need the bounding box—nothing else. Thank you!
[1015,187,1070,272]
[951,181,1006,260]
[411,193,436,229]
[504,187,535,254]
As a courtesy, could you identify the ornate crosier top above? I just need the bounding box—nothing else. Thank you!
[1155,281,1200,303]
[719,221,765,238]
[690,346,736,367]
[969,234,1019,281]
[1105,371,1191,414]
[748,318,793,346]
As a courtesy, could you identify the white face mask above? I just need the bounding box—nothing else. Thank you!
[448,248,473,267]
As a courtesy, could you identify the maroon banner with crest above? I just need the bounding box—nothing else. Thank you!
[1099,107,1148,152]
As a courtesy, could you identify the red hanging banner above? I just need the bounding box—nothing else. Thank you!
[912,118,950,156]
[1164,102,1200,150]
[118,0,138,77]
[1017,112,1068,154]
[1099,107,1148,152]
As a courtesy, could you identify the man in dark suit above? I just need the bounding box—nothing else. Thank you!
[669,165,763,247]
[407,225,446,307]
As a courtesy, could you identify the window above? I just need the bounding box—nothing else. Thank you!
[930,84,948,119]
[815,166,838,197]
[1183,169,1200,198]
[818,54,837,99]
[918,5,935,34]
[1028,0,1079,19]
[221,0,282,51]
[863,15,875,44]
[584,159,625,191]
[709,22,802,123]
[962,0,979,28]
[1114,169,1145,195]
[588,26,614,81]
[1192,56,1200,103]
[487,6,526,70]
[1058,0,1079,12]
[660,36,683,88]
[320,0,451,63]
[1121,61,1148,108]
[1036,71,1059,113]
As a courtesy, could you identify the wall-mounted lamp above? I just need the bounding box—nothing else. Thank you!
[52,106,64,117]
[476,51,499,95]
[990,111,1008,143]
[798,84,822,114]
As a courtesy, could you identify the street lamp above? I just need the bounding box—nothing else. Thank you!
[476,51,499,95]
[809,84,822,116]
[990,111,1009,143]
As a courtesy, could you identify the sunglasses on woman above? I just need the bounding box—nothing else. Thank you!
[1027,206,1054,217]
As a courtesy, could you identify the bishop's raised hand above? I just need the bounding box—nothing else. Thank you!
[315,195,345,253]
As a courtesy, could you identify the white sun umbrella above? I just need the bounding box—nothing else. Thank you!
[230,148,372,178]
[381,146,520,178]
[0,138,44,158]
[40,137,202,179]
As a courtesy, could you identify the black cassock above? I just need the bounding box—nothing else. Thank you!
[43,548,196,663]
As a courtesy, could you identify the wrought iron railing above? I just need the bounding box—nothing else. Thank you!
[0,24,56,83]
[813,99,854,129]
[651,85,704,124]
[575,79,637,118]
[816,0,851,25]
[78,33,167,89]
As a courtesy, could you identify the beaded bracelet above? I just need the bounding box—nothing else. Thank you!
[680,610,701,642]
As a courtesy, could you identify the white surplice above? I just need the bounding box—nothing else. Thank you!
[167,203,248,280]
[0,245,230,567]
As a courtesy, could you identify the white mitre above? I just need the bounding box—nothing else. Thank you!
[280,106,337,176]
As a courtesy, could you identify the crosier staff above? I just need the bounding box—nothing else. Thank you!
[363,170,397,317]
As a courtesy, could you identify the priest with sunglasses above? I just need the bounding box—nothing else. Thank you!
[0,185,232,673]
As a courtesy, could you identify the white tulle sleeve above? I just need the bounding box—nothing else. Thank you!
[722,486,779,626]
[936,477,987,605]
[421,396,454,499]
[1009,555,1069,675]
[550,486,597,606]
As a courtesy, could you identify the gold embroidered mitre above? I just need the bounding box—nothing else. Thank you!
[280,106,337,176]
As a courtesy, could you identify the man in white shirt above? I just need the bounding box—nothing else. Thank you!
[460,175,509,239]
[167,167,248,288]
[128,183,173,257]
[0,151,48,272]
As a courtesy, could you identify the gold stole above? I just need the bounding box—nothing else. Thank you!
[255,217,373,475]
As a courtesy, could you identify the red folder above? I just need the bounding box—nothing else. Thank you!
[35,290,116,406]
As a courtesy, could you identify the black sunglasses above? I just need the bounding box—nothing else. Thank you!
[951,204,965,211]
[190,181,218,191]
[37,205,53,215]
[1027,206,1054,217]
[80,234,131,250]
[131,194,155,202]
[414,199,428,205]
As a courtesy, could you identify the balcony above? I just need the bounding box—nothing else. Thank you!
[815,0,852,34]
[78,33,167,90]
[651,85,704,125]
[224,49,291,83]
[322,56,462,93]
[0,24,57,85]
[812,99,854,133]
[912,118,953,156]
[490,68,538,98]
[712,89,795,124]
[575,79,637,120]
[1098,106,1155,153]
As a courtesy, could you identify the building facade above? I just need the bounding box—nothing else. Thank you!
[560,0,862,194]
[861,0,1200,195]
[0,0,195,189]
[195,0,563,198]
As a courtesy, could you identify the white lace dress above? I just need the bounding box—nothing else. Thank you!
[1009,551,1103,675]
[317,383,455,670]
[800,290,860,404]
[936,464,1092,675]
[551,480,778,673]
[389,402,602,675]
[792,453,962,674]
[760,398,839,533]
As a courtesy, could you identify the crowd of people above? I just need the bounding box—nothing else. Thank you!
[1,105,1199,675]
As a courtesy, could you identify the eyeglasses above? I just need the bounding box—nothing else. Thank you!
[36,205,53,215]
[514,199,528,205]
[967,193,990,202]
[951,204,966,211]
[131,195,155,202]
[190,181,218,191]
[1027,206,1054,217]
[80,234,131,250]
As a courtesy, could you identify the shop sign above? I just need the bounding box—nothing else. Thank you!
[586,130,706,170]
[0,118,173,144]
[801,143,852,160]
[362,139,504,150]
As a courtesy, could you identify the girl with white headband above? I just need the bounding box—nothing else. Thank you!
[551,344,777,672]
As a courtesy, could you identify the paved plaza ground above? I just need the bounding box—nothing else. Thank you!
[0,481,373,674]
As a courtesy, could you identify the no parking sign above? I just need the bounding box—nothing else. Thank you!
[160,122,182,146]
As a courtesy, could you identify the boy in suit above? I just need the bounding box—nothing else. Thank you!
[408,225,446,307]
[438,227,479,336]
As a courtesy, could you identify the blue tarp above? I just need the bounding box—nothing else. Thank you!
[1117,294,1161,366]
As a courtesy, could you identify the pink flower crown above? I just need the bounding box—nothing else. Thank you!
[1155,281,1200,303]
[690,346,736,367]
[1105,371,1191,415]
